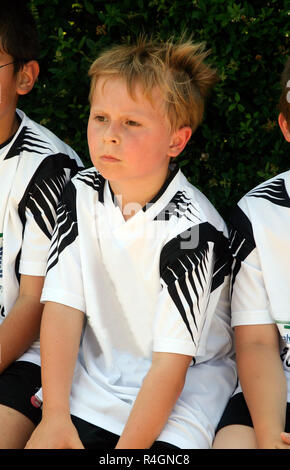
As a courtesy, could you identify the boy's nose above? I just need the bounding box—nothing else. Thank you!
[103,135,119,144]
[103,124,120,144]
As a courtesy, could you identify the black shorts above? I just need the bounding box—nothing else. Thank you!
[216,392,290,433]
[71,415,179,450]
[0,360,42,426]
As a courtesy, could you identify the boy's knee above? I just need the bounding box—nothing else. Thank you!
[0,404,35,448]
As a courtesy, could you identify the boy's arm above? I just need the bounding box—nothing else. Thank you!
[121,224,228,450]
[25,301,85,449]
[0,274,44,374]
[115,351,192,449]
[229,203,290,449]
[235,323,289,449]
[0,161,80,373]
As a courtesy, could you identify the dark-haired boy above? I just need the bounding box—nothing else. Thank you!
[213,58,290,449]
[0,1,83,447]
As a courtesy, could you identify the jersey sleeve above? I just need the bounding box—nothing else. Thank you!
[229,201,273,327]
[40,181,85,312]
[18,154,80,277]
[153,223,229,359]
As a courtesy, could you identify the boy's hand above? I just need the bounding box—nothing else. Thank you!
[25,415,84,449]
[257,432,290,449]
[115,351,192,449]
[279,432,290,448]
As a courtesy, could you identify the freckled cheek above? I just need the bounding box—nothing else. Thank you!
[87,126,100,153]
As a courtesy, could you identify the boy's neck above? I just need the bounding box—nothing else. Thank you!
[109,168,171,221]
[0,111,20,146]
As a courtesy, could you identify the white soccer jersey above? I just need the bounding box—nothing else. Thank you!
[0,109,83,364]
[41,165,236,448]
[229,170,290,400]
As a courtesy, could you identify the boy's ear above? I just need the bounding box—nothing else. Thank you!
[168,126,192,158]
[278,113,290,142]
[16,60,39,96]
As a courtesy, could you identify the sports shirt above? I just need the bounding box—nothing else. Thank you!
[230,171,290,400]
[0,109,83,365]
[41,165,236,448]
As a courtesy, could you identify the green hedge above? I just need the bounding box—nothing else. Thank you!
[22,0,289,215]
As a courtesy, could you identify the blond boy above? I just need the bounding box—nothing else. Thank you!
[26,38,236,449]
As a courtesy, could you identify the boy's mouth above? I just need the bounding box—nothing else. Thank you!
[100,155,120,162]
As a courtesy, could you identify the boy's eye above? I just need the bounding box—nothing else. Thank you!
[95,115,107,122]
[126,120,141,127]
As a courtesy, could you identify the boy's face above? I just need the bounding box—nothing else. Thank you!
[87,77,188,197]
[0,47,19,142]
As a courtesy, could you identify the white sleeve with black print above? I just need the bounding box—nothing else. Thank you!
[41,181,85,313]
[229,200,272,327]
[19,155,80,278]
[153,222,231,359]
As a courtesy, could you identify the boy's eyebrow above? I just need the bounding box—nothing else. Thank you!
[90,106,156,119]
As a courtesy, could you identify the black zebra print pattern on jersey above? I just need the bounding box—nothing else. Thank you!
[160,222,231,346]
[75,169,106,203]
[154,190,202,223]
[17,154,80,242]
[25,171,68,239]
[161,241,211,346]
[46,183,78,273]
[247,178,290,208]
[228,205,256,292]
[4,126,53,160]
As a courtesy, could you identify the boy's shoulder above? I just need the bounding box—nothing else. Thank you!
[237,169,290,220]
[71,166,104,193]
[178,170,228,235]
[14,109,82,164]
[243,169,290,206]
[228,170,290,246]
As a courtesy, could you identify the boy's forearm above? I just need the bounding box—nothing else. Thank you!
[0,277,44,373]
[116,367,180,449]
[23,303,85,450]
[115,352,191,449]
[237,342,287,448]
[40,302,84,418]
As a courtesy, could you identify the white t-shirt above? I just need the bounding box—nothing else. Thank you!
[229,170,290,400]
[41,165,236,448]
[0,109,83,364]
[0,233,3,316]
[0,135,19,311]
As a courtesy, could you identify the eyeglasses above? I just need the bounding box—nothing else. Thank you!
[0,61,14,70]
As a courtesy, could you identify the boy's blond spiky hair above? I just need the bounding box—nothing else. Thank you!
[88,36,218,132]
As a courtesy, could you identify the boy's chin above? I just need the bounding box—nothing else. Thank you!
[92,165,121,183]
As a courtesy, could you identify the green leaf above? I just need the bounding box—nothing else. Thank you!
[83,0,95,14]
